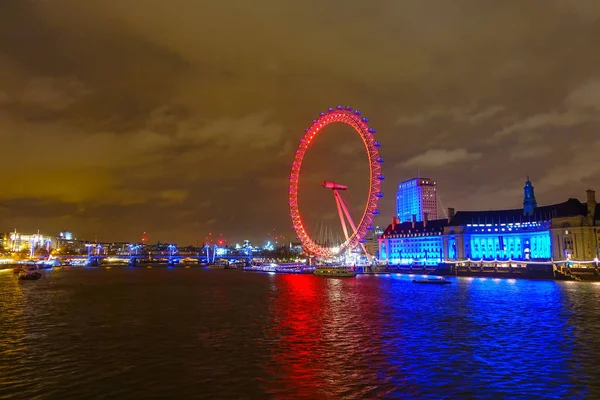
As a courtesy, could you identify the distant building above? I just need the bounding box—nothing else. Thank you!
[381,178,600,265]
[289,242,303,254]
[0,233,7,251]
[59,231,74,241]
[396,178,438,222]
[55,231,87,255]
[1,230,53,252]
[365,226,384,258]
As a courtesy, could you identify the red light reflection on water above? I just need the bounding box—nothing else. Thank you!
[263,275,413,398]
[264,274,326,398]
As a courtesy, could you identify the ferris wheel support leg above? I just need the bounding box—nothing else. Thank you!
[333,190,350,242]
[335,190,372,259]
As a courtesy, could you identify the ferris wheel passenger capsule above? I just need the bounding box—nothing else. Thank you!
[345,106,352,111]
[336,105,344,110]
[361,117,369,123]
[377,174,385,180]
[327,107,335,113]
[312,119,317,124]
[374,141,381,147]
[368,128,376,134]
[319,112,326,117]
[376,157,384,163]
[353,110,361,115]
[367,225,374,231]
[373,209,381,215]
[375,192,384,198]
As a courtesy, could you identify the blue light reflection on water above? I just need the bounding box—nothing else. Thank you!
[362,275,596,398]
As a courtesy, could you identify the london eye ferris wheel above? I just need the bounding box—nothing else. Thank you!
[288,106,384,259]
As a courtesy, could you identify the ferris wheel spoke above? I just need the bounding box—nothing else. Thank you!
[335,190,371,258]
[333,190,351,242]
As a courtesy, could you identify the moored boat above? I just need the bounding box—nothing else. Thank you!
[313,266,357,278]
[412,277,451,284]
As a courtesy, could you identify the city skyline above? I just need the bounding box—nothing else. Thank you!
[1,1,599,244]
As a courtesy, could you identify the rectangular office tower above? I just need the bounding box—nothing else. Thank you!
[396,178,438,222]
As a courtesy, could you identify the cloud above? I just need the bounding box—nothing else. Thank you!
[0,110,285,204]
[491,111,587,141]
[537,141,600,190]
[398,148,482,168]
[456,186,525,211]
[509,145,553,160]
[396,105,504,126]
[491,78,600,142]
[336,142,363,155]
[174,113,285,150]
[260,177,288,189]
[468,106,505,124]
[1,0,600,243]
[16,76,92,111]
[565,78,600,110]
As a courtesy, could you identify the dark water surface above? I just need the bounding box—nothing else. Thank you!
[1,268,600,399]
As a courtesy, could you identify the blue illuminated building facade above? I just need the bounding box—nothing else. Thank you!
[396,178,438,222]
[379,218,446,265]
[381,179,600,265]
[446,220,552,261]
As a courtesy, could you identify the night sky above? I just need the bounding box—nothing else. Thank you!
[1,1,599,245]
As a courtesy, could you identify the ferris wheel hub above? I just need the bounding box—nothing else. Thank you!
[322,181,348,190]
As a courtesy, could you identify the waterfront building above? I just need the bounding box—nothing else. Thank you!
[0,233,7,251]
[59,231,74,241]
[1,230,53,252]
[379,215,447,266]
[289,242,303,254]
[55,231,88,255]
[396,178,438,222]
[380,178,600,266]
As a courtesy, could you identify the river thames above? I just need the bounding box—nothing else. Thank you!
[1,268,600,399]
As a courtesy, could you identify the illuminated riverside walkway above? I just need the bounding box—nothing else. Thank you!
[41,244,252,267]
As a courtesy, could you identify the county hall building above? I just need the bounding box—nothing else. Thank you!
[379,178,600,266]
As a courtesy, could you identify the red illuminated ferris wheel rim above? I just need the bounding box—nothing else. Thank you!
[288,106,383,258]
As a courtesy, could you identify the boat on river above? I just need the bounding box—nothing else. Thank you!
[18,271,42,280]
[243,264,314,274]
[313,266,356,278]
[412,277,451,284]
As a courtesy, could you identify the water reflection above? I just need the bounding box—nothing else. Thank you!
[1,269,600,398]
[266,274,323,398]
[0,270,31,393]
[265,274,600,398]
